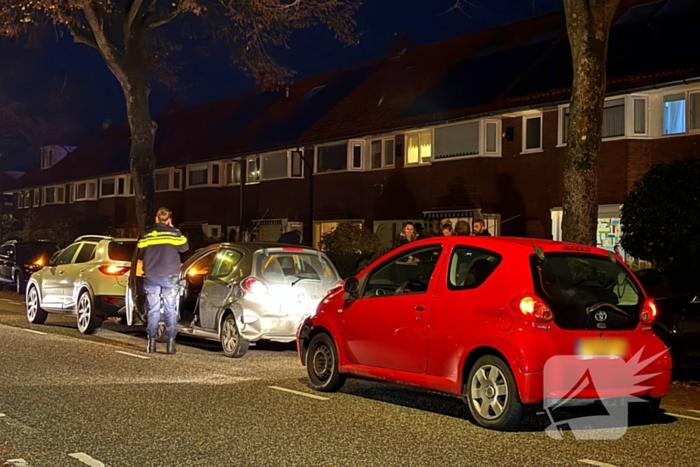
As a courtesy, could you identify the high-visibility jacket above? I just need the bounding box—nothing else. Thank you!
[137,223,189,277]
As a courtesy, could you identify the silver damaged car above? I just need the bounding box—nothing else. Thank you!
[126,242,341,358]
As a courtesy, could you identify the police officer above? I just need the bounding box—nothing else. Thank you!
[137,207,189,354]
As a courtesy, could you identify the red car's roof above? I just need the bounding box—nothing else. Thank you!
[411,236,611,256]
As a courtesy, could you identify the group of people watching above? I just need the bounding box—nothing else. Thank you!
[394,219,491,248]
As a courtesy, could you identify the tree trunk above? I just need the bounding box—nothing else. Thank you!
[124,76,156,234]
[561,0,620,245]
[122,25,156,235]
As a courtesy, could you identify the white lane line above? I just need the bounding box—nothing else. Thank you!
[115,351,150,360]
[578,460,620,467]
[20,328,46,335]
[0,413,6,417]
[68,453,105,467]
[666,412,700,422]
[5,460,29,467]
[268,386,330,401]
[687,409,700,414]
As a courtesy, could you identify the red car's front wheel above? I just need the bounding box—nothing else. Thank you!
[306,333,346,392]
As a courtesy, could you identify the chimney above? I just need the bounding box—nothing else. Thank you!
[387,32,415,58]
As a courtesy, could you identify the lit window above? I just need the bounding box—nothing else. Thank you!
[663,93,686,135]
[247,156,261,184]
[406,131,432,164]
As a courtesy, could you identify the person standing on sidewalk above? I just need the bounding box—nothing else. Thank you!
[137,207,189,354]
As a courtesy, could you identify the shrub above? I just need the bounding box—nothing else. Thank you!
[319,223,382,278]
[621,160,700,293]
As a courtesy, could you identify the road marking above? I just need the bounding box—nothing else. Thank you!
[5,460,29,467]
[268,386,330,401]
[115,351,150,360]
[578,460,620,467]
[667,412,700,422]
[0,413,5,417]
[68,453,105,467]
[688,409,700,414]
[20,328,46,335]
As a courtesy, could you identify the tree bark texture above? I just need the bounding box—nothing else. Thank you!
[561,0,620,245]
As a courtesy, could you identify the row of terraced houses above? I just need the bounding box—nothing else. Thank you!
[6,0,700,254]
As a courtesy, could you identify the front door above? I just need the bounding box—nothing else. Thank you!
[341,243,446,373]
[197,248,244,331]
[42,243,81,309]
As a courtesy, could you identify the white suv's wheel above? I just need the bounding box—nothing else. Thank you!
[77,291,102,335]
[26,286,48,324]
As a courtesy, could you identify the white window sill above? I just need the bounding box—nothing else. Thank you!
[154,189,183,193]
[314,170,350,176]
[365,166,395,172]
[223,183,242,187]
[259,176,305,182]
[403,161,431,168]
[73,198,97,203]
[245,181,261,185]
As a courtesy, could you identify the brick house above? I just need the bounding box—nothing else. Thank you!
[8,0,700,254]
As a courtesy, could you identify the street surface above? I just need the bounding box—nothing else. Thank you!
[1,290,700,467]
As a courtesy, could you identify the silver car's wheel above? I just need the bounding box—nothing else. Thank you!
[220,314,249,358]
[26,286,48,324]
[77,292,102,335]
[465,355,524,431]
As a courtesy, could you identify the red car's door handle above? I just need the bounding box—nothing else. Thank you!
[415,303,426,311]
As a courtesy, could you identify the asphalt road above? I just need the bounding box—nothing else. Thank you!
[1,290,700,467]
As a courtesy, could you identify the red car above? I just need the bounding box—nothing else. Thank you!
[296,237,673,431]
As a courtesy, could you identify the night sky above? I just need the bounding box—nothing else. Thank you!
[0,0,562,150]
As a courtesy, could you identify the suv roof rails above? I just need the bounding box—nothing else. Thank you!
[74,235,112,242]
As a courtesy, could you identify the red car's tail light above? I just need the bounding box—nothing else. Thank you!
[640,298,658,324]
[509,295,553,322]
[241,277,268,295]
[98,264,130,276]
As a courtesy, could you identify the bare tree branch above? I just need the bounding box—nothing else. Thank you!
[81,3,126,80]
[126,0,146,34]
[67,23,99,50]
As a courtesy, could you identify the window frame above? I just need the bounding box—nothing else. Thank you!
[73,180,98,202]
[558,96,635,146]
[259,149,304,181]
[154,168,183,192]
[627,94,649,137]
[446,245,502,291]
[186,162,222,189]
[404,129,433,166]
[224,160,243,186]
[97,175,131,199]
[360,244,444,298]
[246,155,261,184]
[32,188,41,207]
[314,141,369,174]
[521,113,543,154]
[43,185,66,205]
[659,89,700,137]
[366,137,396,170]
[430,119,502,162]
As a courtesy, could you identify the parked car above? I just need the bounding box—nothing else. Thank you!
[25,235,138,334]
[296,236,673,431]
[0,240,60,294]
[126,242,341,358]
[653,294,700,368]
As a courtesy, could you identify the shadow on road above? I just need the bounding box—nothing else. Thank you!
[326,378,679,433]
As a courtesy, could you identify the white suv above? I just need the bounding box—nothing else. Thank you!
[25,235,137,334]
